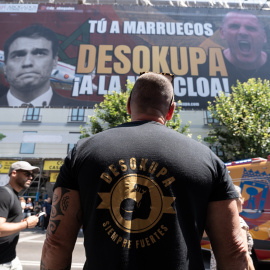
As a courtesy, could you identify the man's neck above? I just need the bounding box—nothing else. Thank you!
[9,180,22,193]
[10,83,51,103]
[224,49,267,70]
[131,115,166,125]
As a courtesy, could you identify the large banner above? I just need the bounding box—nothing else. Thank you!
[1,4,270,109]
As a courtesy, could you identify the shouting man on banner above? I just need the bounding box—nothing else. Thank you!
[220,11,270,85]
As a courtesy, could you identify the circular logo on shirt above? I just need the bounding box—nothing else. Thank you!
[98,174,175,234]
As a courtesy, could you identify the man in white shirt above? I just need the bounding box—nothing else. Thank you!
[0,24,82,107]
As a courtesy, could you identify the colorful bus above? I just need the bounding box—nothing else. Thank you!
[201,156,270,266]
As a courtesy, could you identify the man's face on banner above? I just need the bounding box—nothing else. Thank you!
[220,13,266,66]
[4,37,57,92]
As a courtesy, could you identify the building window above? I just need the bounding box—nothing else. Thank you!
[210,146,224,157]
[20,131,37,154]
[69,108,85,122]
[67,143,76,154]
[23,108,41,122]
[205,111,219,125]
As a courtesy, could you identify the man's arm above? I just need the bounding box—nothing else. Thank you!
[205,199,254,270]
[240,228,255,270]
[41,187,82,270]
[0,215,38,237]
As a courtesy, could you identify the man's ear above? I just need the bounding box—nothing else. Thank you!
[3,64,7,78]
[53,56,58,69]
[219,26,225,40]
[166,102,175,121]
[127,97,131,115]
[263,30,267,44]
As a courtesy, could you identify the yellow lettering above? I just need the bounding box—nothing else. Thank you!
[109,165,119,177]
[97,45,113,73]
[161,224,168,231]
[114,45,131,74]
[145,237,151,246]
[100,173,112,184]
[162,176,175,187]
[209,48,228,76]
[130,157,137,170]
[107,228,114,235]
[170,47,188,75]
[148,162,158,174]
[140,239,145,248]
[152,46,170,73]
[128,240,132,249]
[119,159,127,172]
[77,44,96,73]
[149,235,156,244]
[189,47,206,76]
[122,238,128,248]
[139,158,148,171]
[133,45,150,74]
[116,237,122,244]
[156,167,167,177]
[153,232,160,239]
[103,221,110,227]
[111,232,118,241]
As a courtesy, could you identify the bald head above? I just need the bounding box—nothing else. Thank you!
[128,72,174,124]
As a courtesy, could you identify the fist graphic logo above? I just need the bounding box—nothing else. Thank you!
[120,184,151,221]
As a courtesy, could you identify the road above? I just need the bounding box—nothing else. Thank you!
[21,228,270,270]
[17,227,85,269]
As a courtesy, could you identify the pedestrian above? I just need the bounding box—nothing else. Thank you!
[42,197,52,231]
[41,72,253,269]
[0,161,39,269]
[19,197,25,214]
[37,197,44,228]
[23,197,33,219]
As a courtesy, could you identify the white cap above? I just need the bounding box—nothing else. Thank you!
[8,161,40,176]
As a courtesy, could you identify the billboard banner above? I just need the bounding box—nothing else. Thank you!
[1,4,270,109]
[0,159,19,174]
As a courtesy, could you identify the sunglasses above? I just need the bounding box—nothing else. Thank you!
[17,170,35,178]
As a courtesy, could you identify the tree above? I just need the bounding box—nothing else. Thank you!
[80,80,192,138]
[205,78,270,161]
[0,133,5,141]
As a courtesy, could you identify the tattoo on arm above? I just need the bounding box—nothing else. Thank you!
[47,188,70,236]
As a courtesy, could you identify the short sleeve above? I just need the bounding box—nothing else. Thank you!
[209,152,239,202]
[0,188,11,219]
[53,146,79,191]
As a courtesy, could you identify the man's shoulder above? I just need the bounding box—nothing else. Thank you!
[50,90,95,107]
[0,93,8,106]
[0,186,13,205]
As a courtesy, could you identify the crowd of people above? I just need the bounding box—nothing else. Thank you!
[18,196,51,231]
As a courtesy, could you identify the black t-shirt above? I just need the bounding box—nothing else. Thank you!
[43,201,52,216]
[0,185,23,264]
[223,54,270,88]
[55,121,238,270]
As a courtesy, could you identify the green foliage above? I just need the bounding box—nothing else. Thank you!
[166,101,191,136]
[0,133,6,141]
[205,78,270,161]
[80,80,193,138]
